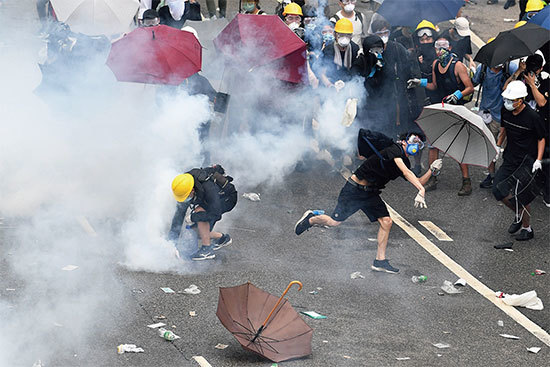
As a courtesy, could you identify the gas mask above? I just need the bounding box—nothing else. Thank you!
[242,2,255,12]
[405,135,424,156]
[344,3,355,12]
[337,36,351,48]
[369,47,384,68]
[323,33,335,44]
[437,48,452,67]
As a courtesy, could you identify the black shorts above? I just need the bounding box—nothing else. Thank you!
[492,160,519,201]
[330,182,389,223]
[192,191,238,230]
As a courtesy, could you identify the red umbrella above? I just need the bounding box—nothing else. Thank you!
[107,25,202,85]
[213,14,307,84]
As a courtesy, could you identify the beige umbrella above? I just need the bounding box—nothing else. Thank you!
[50,0,140,35]
[415,103,498,168]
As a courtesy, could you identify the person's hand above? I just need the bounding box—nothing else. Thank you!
[430,159,443,175]
[524,71,536,87]
[414,192,427,208]
[532,159,542,173]
[334,80,345,91]
[407,78,421,89]
[493,146,504,162]
[418,55,424,64]
[444,93,459,104]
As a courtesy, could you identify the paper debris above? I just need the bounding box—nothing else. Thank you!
[350,271,365,279]
[181,284,201,295]
[432,343,450,349]
[62,265,79,271]
[300,311,327,319]
[189,311,197,317]
[343,355,351,359]
[454,278,467,287]
[504,249,514,252]
[242,193,261,201]
[155,315,166,320]
[117,344,144,354]
[441,281,463,294]
[533,269,546,275]
[309,290,318,295]
[316,287,322,290]
[161,287,175,294]
[497,320,504,327]
[396,357,411,361]
[503,18,516,22]
[367,238,377,242]
[499,334,520,340]
[192,356,212,367]
[322,340,329,343]
[527,347,541,354]
[214,343,228,350]
[132,289,144,293]
[147,322,166,329]
[496,290,544,310]
[6,288,15,291]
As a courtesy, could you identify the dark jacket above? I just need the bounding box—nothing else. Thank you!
[320,41,360,84]
[158,3,202,29]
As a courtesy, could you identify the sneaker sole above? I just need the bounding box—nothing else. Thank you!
[294,210,313,235]
[371,265,399,274]
[191,254,215,261]
[213,238,232,251]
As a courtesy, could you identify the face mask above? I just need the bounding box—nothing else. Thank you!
[242,3,255,12]
[503,98,516,111]
[183,195,193,204]
[288,22,300,31]
[305,23,316,31]
[344,4,355,12]
[380,35,389,44]
[338,36,351,48]
[323,33,335,43]
[437,48,452,67]
[419,43,435,57]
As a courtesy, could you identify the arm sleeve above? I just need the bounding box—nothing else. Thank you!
[168,202,190,241]
[472,64,482,85]
[190,181,222,223]
[533,113,546,140]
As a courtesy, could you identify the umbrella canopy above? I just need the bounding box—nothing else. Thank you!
[528,5,550,30]
[213,14,307,84]
[376,0,464,27]
[50,0,140,35]
[216,281,313,363]
[415,104,498,168]
[474,22,550,67]
[106,25,202,85]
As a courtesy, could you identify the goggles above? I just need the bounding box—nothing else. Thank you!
[304,17,317,25]
[434,40,450,50]
[285,15,302,23]
[342,0,357,4]
[375,29,390,38]
[416,28,433,38]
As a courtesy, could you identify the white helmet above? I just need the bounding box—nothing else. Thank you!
[501,80,528,100]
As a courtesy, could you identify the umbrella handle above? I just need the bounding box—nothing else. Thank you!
[261,281,302,328]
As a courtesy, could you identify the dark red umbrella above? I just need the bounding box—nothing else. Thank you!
[213,14,307,84]
[107,25,202,85]
[216,281,313,362]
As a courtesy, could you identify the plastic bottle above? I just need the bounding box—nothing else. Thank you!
[411,275,427,283]
[312,210,325,215]
[176,225,197,258]
[158,328,176,341]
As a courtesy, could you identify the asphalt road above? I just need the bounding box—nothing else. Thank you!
[0,1,548,367]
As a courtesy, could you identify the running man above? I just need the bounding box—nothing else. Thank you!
[294,133,442,273]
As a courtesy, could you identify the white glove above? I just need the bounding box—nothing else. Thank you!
[493,146,504,162]
[414,192,427,209]
[430,158,443,173]
[334,80,345,91]
[532,159,542,173]
[407,78,421,89]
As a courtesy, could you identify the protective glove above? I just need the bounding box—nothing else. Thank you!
[532,159,542,173]
[493,146,504,162]
[407,78,427,89]
[430,158,443,175]
[414,192,427,209]
[444,90,463,105]
[334,80,345,91]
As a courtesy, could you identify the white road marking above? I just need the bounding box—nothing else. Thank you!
[418,220,453,241]
[386,204,550,347]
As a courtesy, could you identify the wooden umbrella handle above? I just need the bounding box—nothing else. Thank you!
[261,281,302,328]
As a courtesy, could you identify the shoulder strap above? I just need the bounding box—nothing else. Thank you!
[356,11,363,24]
[362,135,386,169]
[333,13,341,22]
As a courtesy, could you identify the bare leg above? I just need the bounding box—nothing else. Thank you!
[521,204,531,227]
[460,163,469,178]
[210,231,223,240]
[197,221,211,246]
[310,214,341,227]
[376,217,392,260]
[488,161,496,175]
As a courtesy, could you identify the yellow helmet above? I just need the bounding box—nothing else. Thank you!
[487,37,496,43]
[526,0,545,12]
[283,3,303,16]
[415,20,436,31]
[514,20,527,28]
[334,18,353,34]
[172,173,194,202]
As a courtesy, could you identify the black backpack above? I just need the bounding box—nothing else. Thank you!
[357,129,395,169]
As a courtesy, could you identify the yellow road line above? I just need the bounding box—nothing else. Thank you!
[418,220,453,241]
[387,204,550,347]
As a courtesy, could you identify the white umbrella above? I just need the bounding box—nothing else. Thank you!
[51,0,140,35]
[415,104,498,168]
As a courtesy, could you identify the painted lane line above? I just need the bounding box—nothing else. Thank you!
[386,204,550,347]
[418,220,453,241]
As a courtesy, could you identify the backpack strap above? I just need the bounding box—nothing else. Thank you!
[362,135,386,169]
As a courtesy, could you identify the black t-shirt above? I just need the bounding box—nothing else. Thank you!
[354,143,411,188]
[440,30,472,63]
[501,104,546,165]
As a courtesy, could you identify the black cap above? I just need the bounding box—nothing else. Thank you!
[362,35,384,51]
[143,9,159,20]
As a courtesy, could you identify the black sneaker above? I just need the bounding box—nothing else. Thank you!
[508,221,522,234]
[516,228,534,241]
[503,0,515,9]
[543,192,550,208]
[425,176,438,192]
[295,210,315,235]
[479,174,493,189]
[191,246,215,260]
[212,234,232,251]
[371,259,399,274]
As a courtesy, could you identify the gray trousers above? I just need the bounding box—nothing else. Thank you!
[205,0,227,17]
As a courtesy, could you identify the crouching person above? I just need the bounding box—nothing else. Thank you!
[169,165,237,260]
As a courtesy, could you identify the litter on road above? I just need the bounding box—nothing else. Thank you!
[61,265,78,271]
[189,311,197,316]
[192,356,212,367]
[242,193,261,201]
[300,311,327,319]
[494,242,513,250]
[499,334,520,340]
[432,343,450,349]
[181,284,201,295]
[496,290,544,310]
[411,275,427,283]
[441,281,463,294]
[147,322,165,328]
[214,343,228,349]
[131,289,144,293]
[504,249,514,252]
[117,344,144,354]
[158,327,180,341]
[454,278,467,287]
[308,290,318,295]
[161,287,175,294]
[396,357,411,361]
[526,347,541,353]
[154,315,166,320]
[532,269,546,275]
[497,320,504,327]
[350,271,365,279]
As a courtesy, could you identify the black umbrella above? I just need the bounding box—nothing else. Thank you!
[474,23,550,67]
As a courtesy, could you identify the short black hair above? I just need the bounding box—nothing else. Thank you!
[143,9,159,20]
[371,19,390,33]
[526,54,544,73]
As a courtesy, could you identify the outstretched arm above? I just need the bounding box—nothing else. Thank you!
[395,158,425,194]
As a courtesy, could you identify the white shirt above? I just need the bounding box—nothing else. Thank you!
[330,10,365,50]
